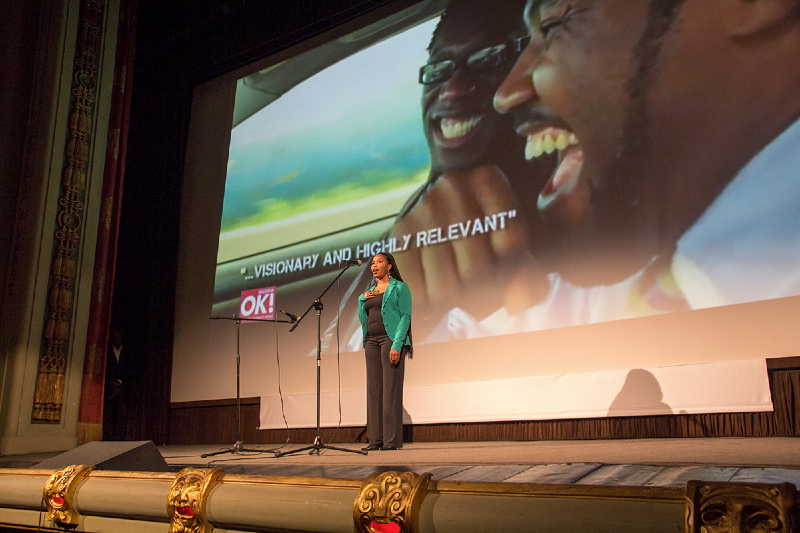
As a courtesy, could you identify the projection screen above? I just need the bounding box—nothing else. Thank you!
[173,0,800,428]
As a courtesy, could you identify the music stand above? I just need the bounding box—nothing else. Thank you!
[202,314,293,458]
[276,263,367,457]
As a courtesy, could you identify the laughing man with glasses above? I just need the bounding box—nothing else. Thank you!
[384,0,558,342]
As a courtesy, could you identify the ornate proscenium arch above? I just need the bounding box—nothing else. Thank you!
[32,0,106,422]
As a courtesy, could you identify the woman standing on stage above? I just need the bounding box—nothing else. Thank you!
[358,252,412,451]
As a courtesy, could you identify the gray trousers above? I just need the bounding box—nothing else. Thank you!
[364,333,405,447]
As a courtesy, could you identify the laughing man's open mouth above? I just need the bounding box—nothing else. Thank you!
[521,126,585,216]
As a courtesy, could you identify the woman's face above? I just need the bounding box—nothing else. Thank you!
[371,254,392,280]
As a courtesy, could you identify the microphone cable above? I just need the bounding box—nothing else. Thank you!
[270,310,292,452]
[325,262,347,447]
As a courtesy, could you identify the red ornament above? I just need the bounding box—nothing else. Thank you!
[369,520,400,533]
[177,506,194,517]
[50,496,65,506]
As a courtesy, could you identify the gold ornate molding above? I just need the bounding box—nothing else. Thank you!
[32,0,106,421]
[43,464,94,526]
[168,467,225,533]
[354,471,432,533]
[686,480,797,533]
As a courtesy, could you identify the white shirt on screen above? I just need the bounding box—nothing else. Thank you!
[671,116,800,309]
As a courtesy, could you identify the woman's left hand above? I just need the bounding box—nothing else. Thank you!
[389,349,401,365]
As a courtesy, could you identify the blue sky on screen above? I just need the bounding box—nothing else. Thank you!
[229,18,438,146]
[222,18,439,227]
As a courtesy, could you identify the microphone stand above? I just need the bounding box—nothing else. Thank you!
[201,314,293,459]
[276,262,367,457]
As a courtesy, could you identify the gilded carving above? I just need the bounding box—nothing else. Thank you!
[354,471,432,533]
[686,480,796,533]
[43,464,94,525]
[168,467,224,533]
[32,0,106,421]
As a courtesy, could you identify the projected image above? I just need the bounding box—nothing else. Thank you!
[215,0,800,351]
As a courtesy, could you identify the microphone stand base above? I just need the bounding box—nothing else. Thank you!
[275,437,367,457]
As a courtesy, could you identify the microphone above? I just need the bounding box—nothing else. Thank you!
[280,309,299,322]
[343,259,363,266]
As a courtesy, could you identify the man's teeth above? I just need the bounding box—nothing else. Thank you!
[525,131,578,160]
[440,116,482,140]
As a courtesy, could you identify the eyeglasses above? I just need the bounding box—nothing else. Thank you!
[419,36,531,85]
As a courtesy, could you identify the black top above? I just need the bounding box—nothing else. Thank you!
[364,293,386,336]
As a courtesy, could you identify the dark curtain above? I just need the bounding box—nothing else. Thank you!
[109,0,191,444]
[77,0,138,444]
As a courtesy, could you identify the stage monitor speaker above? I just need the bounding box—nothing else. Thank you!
[32,440,170,472]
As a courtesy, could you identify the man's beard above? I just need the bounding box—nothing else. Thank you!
[558,0,688,287]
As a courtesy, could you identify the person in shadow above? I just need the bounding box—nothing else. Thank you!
[103,329,129,440]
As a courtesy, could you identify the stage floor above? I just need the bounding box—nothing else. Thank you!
[5,437,798,488]
[162,438,800,487]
